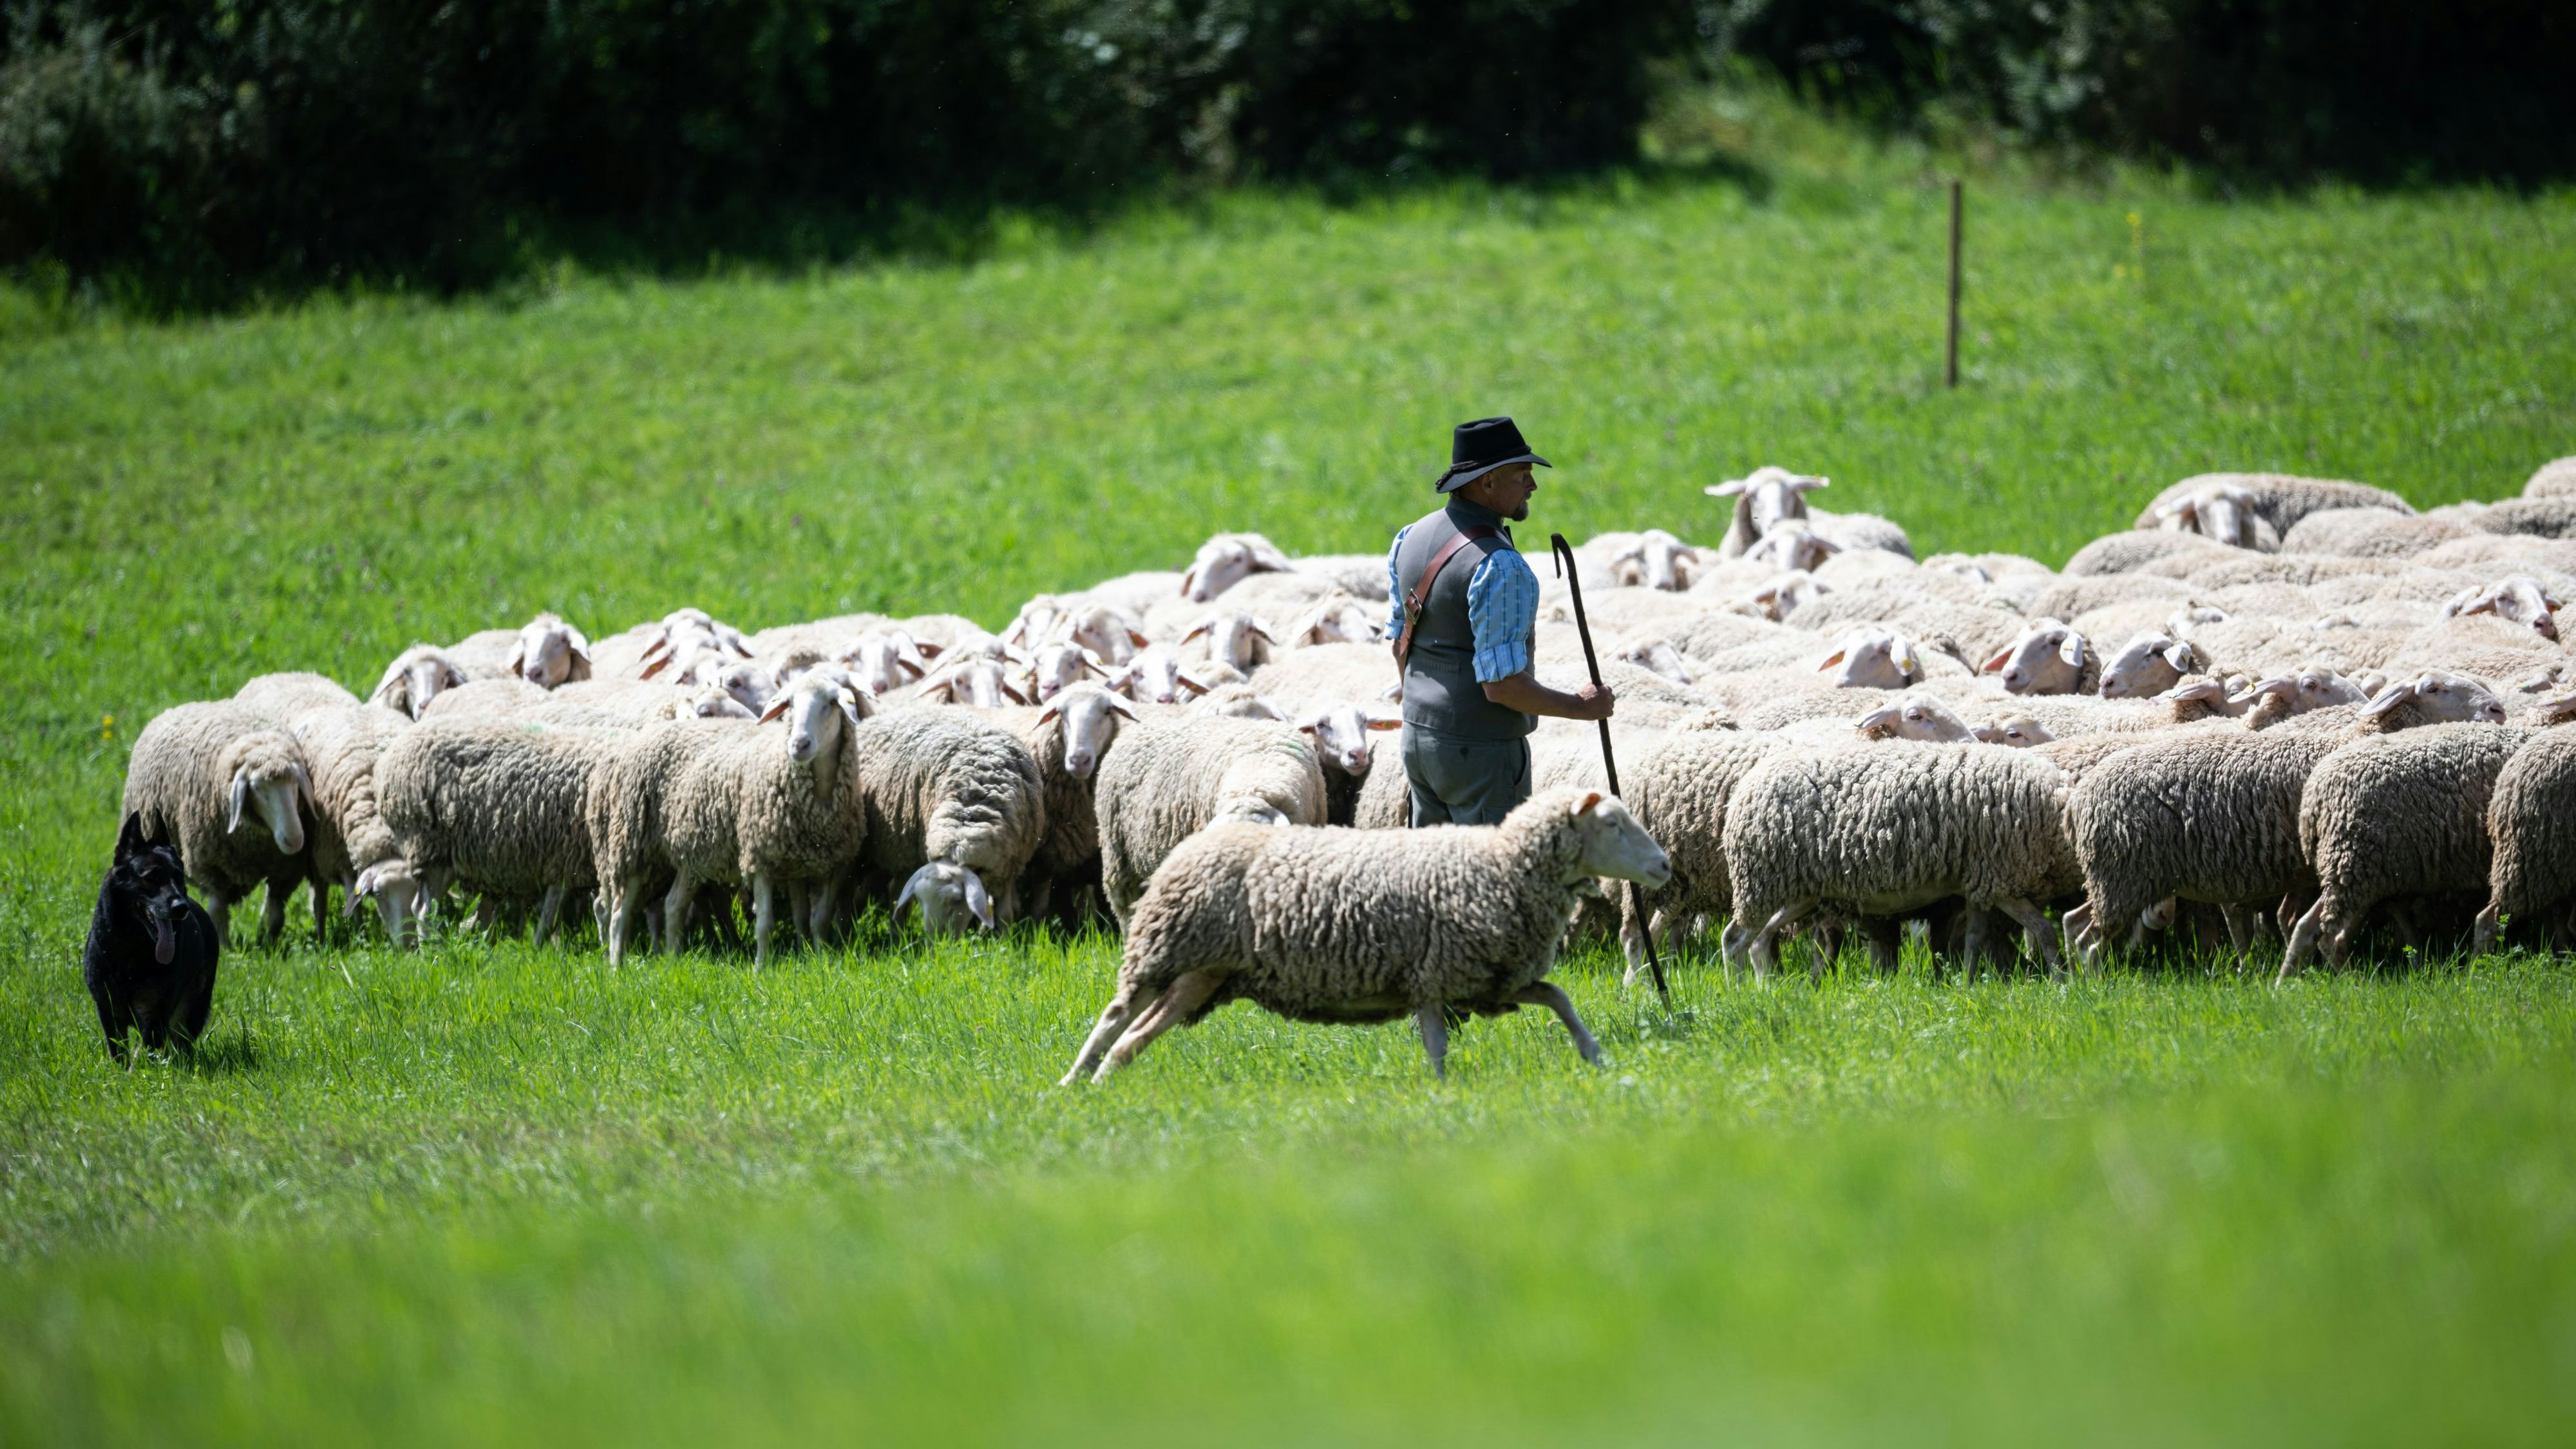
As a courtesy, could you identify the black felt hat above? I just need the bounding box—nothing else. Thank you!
[1434,416,1551,493]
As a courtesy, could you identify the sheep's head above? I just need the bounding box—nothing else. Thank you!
[2358,669,2507,731]
[372,645,468,719]
[1742,519,1841,574]
[1295,701,1401,777]
[687,685,756,719]
[507,612,591,688]
[842,630,933,697]
[2157,674,2249,721]
[2152,483,2264,549]
[1920,554,1993,583]
[1003,595,1069,650]
[1036,684,1140,781]
[1025,642,1110,702]
[1707,466,1828,545]
[2443,575,2561,640]
[1623,529,1700,591]
[1615,638,1697,685]
[1984,618,2088,695]
[2099,631,2205,699]
[1060,604,1154,664]
[711,659,778,715]
[1294,595,1383,647]
[1181,532,1292,602]
[759,674,872,784]
[1111,645,1211,706]
[895,862,994,934]
[1749,569,1828,622]
[347,858,424,938]
[1182,611,1279,674]
[914,658,1028,709]
[1820,626,1924,690]
[224,748,309,856]
[1857,693,1976,743]
[1972,714,2055,748]
[1557,790,1672,889]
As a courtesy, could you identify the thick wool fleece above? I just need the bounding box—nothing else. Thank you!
[120,701,312,905]
[1724,742,2079,927]
[1620,729,1799,949]
[236,672,361,723]
[2133,474,2415,536]
[290,703,413,886]
[658,720,865,890]
[2067,728,2349,936]
[1117,788,1618,1026]
[379,719,613,898]
[2298,723,2532,951]
[847,708,1046,887]
[1095,713,1327,920]
[2063,530,2233,578]
[2485,726,2576,929]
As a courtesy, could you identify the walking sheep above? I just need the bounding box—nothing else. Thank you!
[122,701,316,945]
[1063,788,1671,1083]
[378,719,617,945]
[1094,712,1330,921]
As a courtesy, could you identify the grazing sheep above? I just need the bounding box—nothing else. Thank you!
[1615,730,1798,977]
[1094,713,1329,922]
[2283,723,2530,974]
[2281,507,2470,558]
[593,674,873,966]
[1723,744,2081,980]
[2475,701,2576,953]
[236,672,360,723]
[378,719,615,945]
[289,703,418,943]
[1063,788,1671,1082]
[372,644,471,719]
[846,708,1048,934]
[2133,473,2415,536]
[121,701,314,945]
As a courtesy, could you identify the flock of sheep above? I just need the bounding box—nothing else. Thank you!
[115,454,2576,1066]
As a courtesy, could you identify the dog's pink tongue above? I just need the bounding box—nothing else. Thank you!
[153,918,175,965]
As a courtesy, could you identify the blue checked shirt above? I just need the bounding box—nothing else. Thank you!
[1385,522,1540,682]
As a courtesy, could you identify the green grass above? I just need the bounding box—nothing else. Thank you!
[6,94,2576,1444]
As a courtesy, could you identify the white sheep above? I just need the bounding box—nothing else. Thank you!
[121,701,315,945]
[2475,699,2576,953]
[1707,467,1913,559]
[372,644,471,719]
[1093,712,1330,922]
[2132,473,2416,536]
[287,702,419,944]
[1982,616,2098,695]
[2146,482,2281,552]
[377,719,616,945]
[236,672,361,723]
[1063,788,1671,1082]
[1180,532,1295,602]
[845,708,1048,934]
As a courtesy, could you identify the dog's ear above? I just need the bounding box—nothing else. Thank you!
[114,812,149,866]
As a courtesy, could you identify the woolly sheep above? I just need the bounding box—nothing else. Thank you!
[2280,507,2470,558]
[1000,683,1144,922]
[2147,482,2281,553]
[2472,496,2576,541]
[372,644,471,719]
[1856,693,1982,743]
[288,703,418,944]
[1181,532,1295,602]
[1093,712,1329,922]
[846,706,1047,934]
[1247,642,1398,712]
[2524,457,2576,499]
[1707,467,1913,558]
[1983,617,2098,695]
[2442,576,2561,640]
[1611,729,1795,977]
[1063,788,1669,1083]
[591,674,873,965]
[2133,473,2415,536]
[2474,701,2576,953]
[1723,743,2079,980]
[2282,723,2530,974]
[122,701,314,945]
[2096,630,2213,699]
[236,672,360,722]
[2378,612,2566,685]
[1287,699,1403,826]
[377,718,616,945]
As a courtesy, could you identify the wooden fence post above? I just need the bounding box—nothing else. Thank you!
[1946,179,1963,390]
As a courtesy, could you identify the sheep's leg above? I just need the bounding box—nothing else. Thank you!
[1996,898,2064,978]
[2278,897,2329,980]
[1618,896,1650,987]
[260,881,290,946]
[1414,1003,1450,1079]
[1063,979,1154,1085]
[1807,918,1844,980]
[1097,969,1226,1081]
[662,876,699,959]
[2473,898,2504,958]
[752,876,777,969]
[2219,903,2257,973]
[1960,909,1994,981]
[605,878,645,965]
[205,889,234,951]
[311,877,333,944]
[1718,918,1750,982]
[806,878,837,943]
[1513,982,1602,1066]
[1863,917,1902,976]
[1749,902,1814,983]
[532,884,566,947]
[2061,902,2095,962]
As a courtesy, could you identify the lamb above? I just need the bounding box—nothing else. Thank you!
[1723,744,2081,980]
[1061,788,1670,1083]
[377,718,616,945]
[591,674,873,965]
[2280,507,2471,558]
[371,644,471,719]
[236,672,361,723]
[845,707,1048,934]
[1093,712,1330,922]
[2474,699,2576,953]
[121,701,314,945]
[2132,473,2416,536]
[1000,684,1144,922]
[287,703,419,943]
[2282,722,2532,974]
[1706,467,1913,558]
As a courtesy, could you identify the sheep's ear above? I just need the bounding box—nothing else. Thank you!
[2163,643,2195,671]
[1181,620,1212,643]
[1036,705,1063,728]
[1790,475,1830,493]
[1175,672,1211,697]
[1126,626,1154,649]
[1818,650,1846,671]
[1705,478,1748,498]
[1366,714,1403,730]
[912,639,945,660]
[1573,790,1605,815]
[1178,565,1200,597]
[1296,721,1318,735]
[893,865,932,920]
[1105,696,1141,721]
[1000,679,1031,705]
[962,869,996,929]
[1980,649,2012,674]
[227,770,250,834]
[370,672,407,710]
[291,761,314,803]
[1250,618,1281,644]
[1896,639,1921,676]
[640,654,672,680]
[2359,684,2409,719]
[2058,632,2086,668]
[504,637,528,675]
[757,694,794,724]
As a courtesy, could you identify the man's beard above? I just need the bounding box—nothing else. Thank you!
[1507,500,1531,522]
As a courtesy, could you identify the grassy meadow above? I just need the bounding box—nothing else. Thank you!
[5,95,2576,1443]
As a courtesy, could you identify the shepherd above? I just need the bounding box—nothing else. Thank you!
[1387,417,1614,826]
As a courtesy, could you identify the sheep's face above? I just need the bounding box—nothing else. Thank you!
[2360,670,2506,729]
[510,614,591,688]
[688,687,755,719]
[2155,486,2260,549]
[1973,714,2054,748]
[762,677,867,775]
[2099,632,2195,699]
[1621,639,1696,685]
[1115,647,1204,706]
[375,648,466,719]
[349,858,424,939]
[227,759,308,855]
[844,630,931,696]
[1566,792,1672,889]
[922,659,1026,709]
[1026,643,1099,703]
[1005,597,1068,649]
[1066,606,1152,663]
[1743,520,1838,574]
[1183,611,1274,674]
[895,862,994,934]
[715,660,776,714]
[2445,576,2561,640]
[1297,703,1399,777]
[1858,694,1974,743]
[1749,570,1826,622]
[2245,668,2366,724]
[1182,535,1288,603]
[1707,466,1826,544]
[1301,598,1382,647]
[1040,687,1139,781]
[1985,620,2086,695]
[1820,627,1922,690]
[1634,529,1698,592]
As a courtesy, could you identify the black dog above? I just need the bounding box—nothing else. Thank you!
[84,813,222,1064]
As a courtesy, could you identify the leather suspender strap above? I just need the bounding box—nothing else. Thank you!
[1394,526,1500,667]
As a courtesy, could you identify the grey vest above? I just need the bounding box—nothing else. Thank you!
[1396,500,1535,740]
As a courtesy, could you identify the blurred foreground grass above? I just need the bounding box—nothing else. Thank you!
[5,90,2575,1443]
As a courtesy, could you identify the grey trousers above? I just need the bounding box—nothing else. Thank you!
[1403,726,1533,827]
